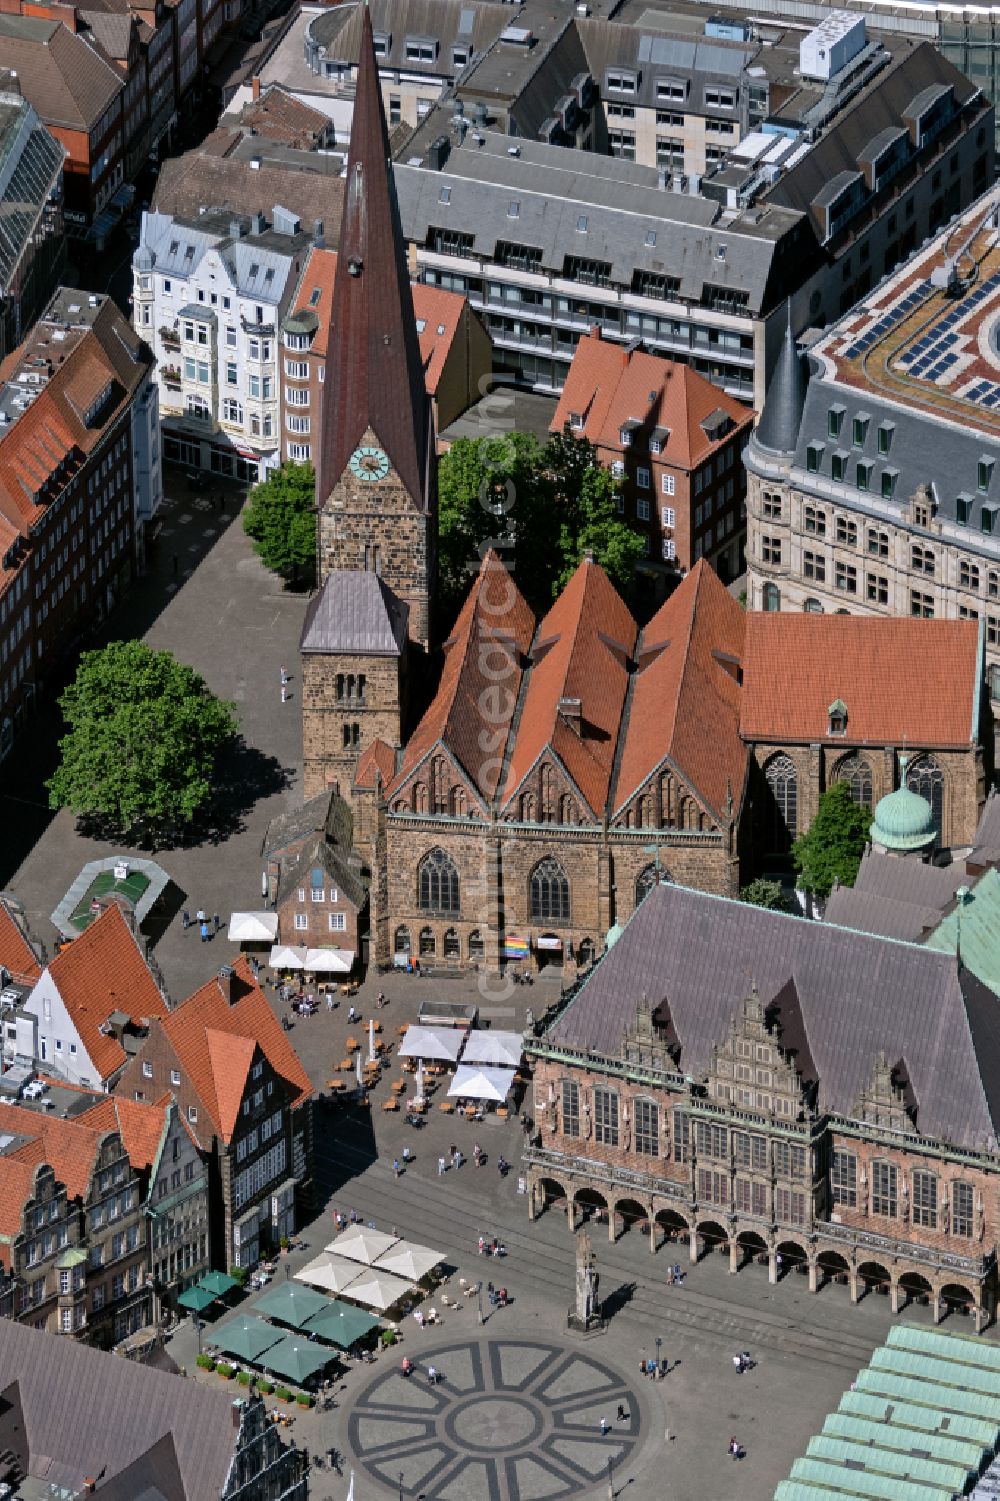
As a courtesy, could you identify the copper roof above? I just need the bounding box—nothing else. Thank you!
[315,5,431,508]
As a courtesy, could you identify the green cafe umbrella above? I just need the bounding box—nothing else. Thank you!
[213,1315,283,1363]
[252,1280,329,1330]
[177,1286,216,1313]
[301,1299,381,1349]
[198,1270,239,1297]
[260,1334,334,1385]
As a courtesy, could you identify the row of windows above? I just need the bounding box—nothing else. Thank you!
[832,1152,976,1233]
[416,847,573,922]
[763,753,943,848]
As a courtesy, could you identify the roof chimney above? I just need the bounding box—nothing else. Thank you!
[230,218,243,239]
[251,211,265,234]
[313,218,325,248]
[217,965,239,1006]
[251,75,261,101]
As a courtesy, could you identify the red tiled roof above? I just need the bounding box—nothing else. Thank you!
[0,902,41,984]
[45,906,168,1083]
[501,557,637,817]
[550,329,753,468]
[0,1158,39,1240]
[78,1095,167,1172]
[389,551,535,804]
[740,616,982,747]
[156,959,312,1143]
[615,561,747,820]
[296,245,466,394]
[0,1107,103,1197]
[354,737,397,790]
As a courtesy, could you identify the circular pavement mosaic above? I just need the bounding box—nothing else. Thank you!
[349,1337,642,1500]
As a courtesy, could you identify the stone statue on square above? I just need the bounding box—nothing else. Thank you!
[576,1229,599,1323]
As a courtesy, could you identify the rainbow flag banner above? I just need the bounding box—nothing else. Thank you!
[504,936,530,960]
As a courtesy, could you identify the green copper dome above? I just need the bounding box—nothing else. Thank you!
[870,783,936,852]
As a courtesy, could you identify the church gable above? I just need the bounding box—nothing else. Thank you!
[610,759,721,834]
[389,745,488,820]
[501,752,595,828]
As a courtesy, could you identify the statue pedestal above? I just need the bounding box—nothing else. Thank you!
[566,1307,606,1337]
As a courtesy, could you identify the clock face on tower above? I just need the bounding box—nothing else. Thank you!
[349,445,390,482]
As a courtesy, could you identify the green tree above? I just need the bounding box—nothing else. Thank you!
[437,427,645,617]
[739,878,792,912]
[242,461,316,584]
[47,641,238,842]
[791,781,872,901]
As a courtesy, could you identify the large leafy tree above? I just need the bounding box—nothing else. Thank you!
[242,461,316,584]
[739,878,792,913]
[47,641,238,842]
[791,781,872,901]
[437,428,646,618]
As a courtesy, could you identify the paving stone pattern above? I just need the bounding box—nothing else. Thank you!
[350,1337,639,1500]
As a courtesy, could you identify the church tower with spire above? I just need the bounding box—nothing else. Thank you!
[314,3,436,650]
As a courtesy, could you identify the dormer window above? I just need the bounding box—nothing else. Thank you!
[373,30,391,56]
[569,411,584,430]
[828,698,848,736]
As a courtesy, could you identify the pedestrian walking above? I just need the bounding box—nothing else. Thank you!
[452,1147,462,1169]
[281,684,288,703]
[326,993,334,1011]
[438,1156,446,1176]
[393,1158,401,1179]
[280,665,289,685]
[478,1236,485,1256]
[200,921,209,942]
[402,1146,411,1164]
[617,1403,628,1422]
[729,1436,741,1461]
[427,1365,437,1385]
[196,908,206,924]
[473,1143,482,1167]
[181,909,191,930]
[599,1418,609,1436]
[213,913,221,934]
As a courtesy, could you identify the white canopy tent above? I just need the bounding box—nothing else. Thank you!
[374,1242,444,1282]
[304,947,354,973]
[447,1065,515,1103]
[341,1270,414,1311]
[269,945,305,969]
[228,912,278,943]
[326,1226,399,1266]
[398,1026,465,1063]
[460,1031,523,1069]
[294,1254,364,1295]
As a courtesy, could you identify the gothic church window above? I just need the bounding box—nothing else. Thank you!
[418,847,460,912]
[530,857,570,923]
[834,754,873,808]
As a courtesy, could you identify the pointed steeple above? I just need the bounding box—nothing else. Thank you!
[316,4,431,508]
[754,306,807,456]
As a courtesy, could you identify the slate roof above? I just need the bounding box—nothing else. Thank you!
[152,153,344,244]
[275,831,368,914]
[263,787,353,858]
[754,317,806,456]
[0,15,124,132]
[501,557,637,818]
[40,906,168,1083]
[0,899,42,983]
[613,559,746,821]
[822,886,942,944]
[389,550,535,805]
[300,570,409,656]
[550,330,753,470]
[153,958,312,1146]
[0,1319,242,1499]
[545,880,1000,1152]
[316,6,432,508]
[307,0,507,77]
[740,615,981,748]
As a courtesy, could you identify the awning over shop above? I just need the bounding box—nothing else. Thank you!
[252,1280,329,1330]
[269,945,305,969]
[301,1300,381,1348]
[229,911,278,942]
[447,1065,515,1103]
[213,1315,283,1363]
[259,1334,335,1385]
[177,1286,216,1312]
[398,1025,465,1063]
[326,1227,399,1266]
[461,1031,523,1069]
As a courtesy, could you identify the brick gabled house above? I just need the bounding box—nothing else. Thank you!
[116,960,314,1271]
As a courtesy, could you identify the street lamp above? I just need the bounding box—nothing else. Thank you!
[398,1470,404,1501]
[607,1453,614,1501]
[655,1335,662,1376]
[194,1316,203,1356]
[477,1284,483,1325]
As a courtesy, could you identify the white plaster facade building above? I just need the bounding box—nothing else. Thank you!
[132,207,318,480]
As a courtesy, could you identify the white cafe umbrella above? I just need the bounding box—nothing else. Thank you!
[261,870,268,899]
[447,1065,515,1103]
[368,1017,376,1063]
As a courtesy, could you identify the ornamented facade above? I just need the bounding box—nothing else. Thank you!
[523,881,1000,1332]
